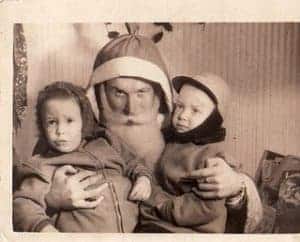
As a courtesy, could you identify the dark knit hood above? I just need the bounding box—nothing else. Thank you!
[164,107,226,145]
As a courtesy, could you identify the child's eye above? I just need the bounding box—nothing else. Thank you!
[192,108,201,113]
[47,120,57,125]
[67,118,73,123]
[175,101,183,108]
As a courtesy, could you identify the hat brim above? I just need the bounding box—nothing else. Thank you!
[172,76,199,92]
[172,75,218,104]
[89,56,172,112]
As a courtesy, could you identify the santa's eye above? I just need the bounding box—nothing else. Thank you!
[114,89,126,97]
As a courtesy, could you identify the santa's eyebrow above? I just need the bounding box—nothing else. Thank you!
[137,87,151,92]
[106,83,117,89]
[106,84,124,92]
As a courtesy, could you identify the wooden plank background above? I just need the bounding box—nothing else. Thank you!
[14,23,300,177]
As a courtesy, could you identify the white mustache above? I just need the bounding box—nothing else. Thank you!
[118,114,152,125]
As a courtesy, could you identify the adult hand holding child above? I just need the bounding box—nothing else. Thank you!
[46,165,108,210]
[189,157,245,199]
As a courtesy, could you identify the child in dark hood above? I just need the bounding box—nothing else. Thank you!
[139,73,230,233]
[13,81,152,232]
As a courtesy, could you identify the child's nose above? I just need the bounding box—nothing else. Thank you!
[179,109,189,121]
[56,124,66,135]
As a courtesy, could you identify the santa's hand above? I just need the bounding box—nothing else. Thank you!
[129,176,152,201]
[188,157,244,199]
[46,165,108,210]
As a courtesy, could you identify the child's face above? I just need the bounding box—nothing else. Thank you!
[172,84,215,133]
[42,97,83,153]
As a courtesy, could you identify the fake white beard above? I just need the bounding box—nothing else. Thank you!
[99,85,166,170]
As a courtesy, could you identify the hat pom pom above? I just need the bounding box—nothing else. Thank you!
[125,23,140,35]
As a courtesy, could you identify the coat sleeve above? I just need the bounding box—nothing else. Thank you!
[124,155,153,182]
[13,162,54,232]
[115,137,153,182]
[156,190,226,230]
[233,174,263,233]
[220,153,263,233]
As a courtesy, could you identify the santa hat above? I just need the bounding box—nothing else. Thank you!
[172,73,231,118]
[86,34,173,120]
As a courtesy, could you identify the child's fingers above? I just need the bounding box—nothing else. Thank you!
[129,189,138,199]
[129,192,137,201]
[142,193,150,201]
[137,190,150,201]
[129,187,142,201]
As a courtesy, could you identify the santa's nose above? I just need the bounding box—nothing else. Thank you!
[124,95,140,115]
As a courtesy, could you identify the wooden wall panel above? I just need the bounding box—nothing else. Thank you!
[14,23,300,177]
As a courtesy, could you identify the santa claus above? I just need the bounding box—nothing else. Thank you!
[40,33,262,233]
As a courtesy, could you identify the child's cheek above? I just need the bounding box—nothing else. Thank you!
[172,110,179,124]
[45,126,55,138]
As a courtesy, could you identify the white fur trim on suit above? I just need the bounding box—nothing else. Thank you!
[242,174,264,233]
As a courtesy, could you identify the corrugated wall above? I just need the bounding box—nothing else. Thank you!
[14,23,300,176]
[158,23,300,175]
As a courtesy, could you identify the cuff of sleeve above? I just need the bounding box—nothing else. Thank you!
[128,161,153,183]
[156,200,174,223]
[134,164,153,183]
[226,179,246,209]
[137,173,153,184]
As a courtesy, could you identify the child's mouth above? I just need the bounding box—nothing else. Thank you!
[55,140,68,146]
[175,123,189,132]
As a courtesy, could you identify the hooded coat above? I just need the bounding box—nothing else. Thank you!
[13,129,151,232]
[139,142,227,233]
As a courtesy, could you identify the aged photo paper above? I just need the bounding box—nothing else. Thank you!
[1,1,300,242]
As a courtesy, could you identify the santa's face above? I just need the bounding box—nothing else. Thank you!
[97,77,161,126]
[94,77,166,167]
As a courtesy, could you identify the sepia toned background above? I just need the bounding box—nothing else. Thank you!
[13,23,300,177]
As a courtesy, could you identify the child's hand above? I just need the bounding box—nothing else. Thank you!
[129,176,152,202]
[39,224,59,232]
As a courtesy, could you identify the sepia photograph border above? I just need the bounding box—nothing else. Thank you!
[1,1,300,242]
